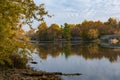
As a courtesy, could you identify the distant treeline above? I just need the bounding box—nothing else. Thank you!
[27,18,120,41]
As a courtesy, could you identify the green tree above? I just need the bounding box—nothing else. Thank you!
[62,23,71,41]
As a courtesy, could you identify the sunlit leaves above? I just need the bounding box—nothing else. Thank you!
[0,0,48,66]
[87,29,99,40]
[36,18,120,42]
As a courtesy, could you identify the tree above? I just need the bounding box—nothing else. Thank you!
[47,24,61,41]
[0,0,48,66]
[105,18,118,28]
[62,23,71,41]
[26,29,36,40]
[36,22,48,41]
[70,25,81,38]
[87,29,99,40]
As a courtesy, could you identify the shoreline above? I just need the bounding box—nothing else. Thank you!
[0,67,82,80]
[0,68,61,80]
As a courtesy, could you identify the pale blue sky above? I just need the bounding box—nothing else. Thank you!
[23,0,120,30]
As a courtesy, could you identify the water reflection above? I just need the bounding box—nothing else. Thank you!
[29,43,120,80]
[37,43,120,63]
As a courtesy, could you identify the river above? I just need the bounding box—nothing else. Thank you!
[29,42,120,80]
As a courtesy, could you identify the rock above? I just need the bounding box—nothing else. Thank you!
[30,61,38,64]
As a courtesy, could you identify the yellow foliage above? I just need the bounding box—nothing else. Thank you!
[87,29,99,39]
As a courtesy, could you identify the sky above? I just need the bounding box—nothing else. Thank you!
[23,0,120,30]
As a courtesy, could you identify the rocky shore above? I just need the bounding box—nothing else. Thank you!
[0,68,61,80]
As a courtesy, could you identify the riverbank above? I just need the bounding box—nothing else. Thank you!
[0,68,61,80]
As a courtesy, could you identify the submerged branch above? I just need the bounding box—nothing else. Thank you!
[22,72,82,76]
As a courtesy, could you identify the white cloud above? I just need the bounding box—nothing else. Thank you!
[33,0,120,26]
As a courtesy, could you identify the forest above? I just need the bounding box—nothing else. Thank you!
[28,18,120,41]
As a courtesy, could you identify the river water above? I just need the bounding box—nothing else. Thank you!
[29,43,120,80]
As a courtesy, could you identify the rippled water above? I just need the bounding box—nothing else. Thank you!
[29,43,120,80]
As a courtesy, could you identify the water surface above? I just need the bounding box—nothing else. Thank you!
[29,43,120,80]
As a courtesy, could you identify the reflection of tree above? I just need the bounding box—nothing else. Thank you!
[62,42,71,58]
[37,43,62,59]
[37,43,120,62]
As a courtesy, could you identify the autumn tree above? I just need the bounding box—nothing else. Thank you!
[26,29,36,40]
[87,29,99,40]
[70,25,81,38]
[105,18,118,28]
[47,24,61,41]
[35,18,120,42]
[0,0,48,66]
[36,22,48,41]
